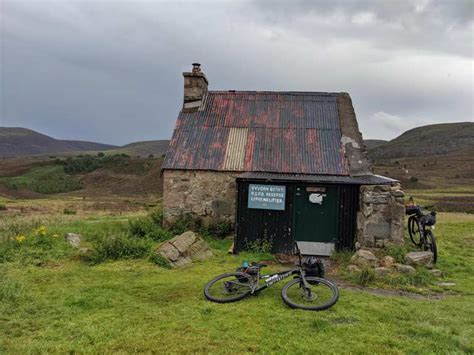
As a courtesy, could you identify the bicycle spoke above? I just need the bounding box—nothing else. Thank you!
[205,273,253,302]
[285,280,335,307]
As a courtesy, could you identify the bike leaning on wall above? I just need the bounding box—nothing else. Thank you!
[406,204,438,263]
[203,242,339,311]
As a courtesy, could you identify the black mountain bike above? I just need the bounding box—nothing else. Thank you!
[406,204,438,263]
[204,243,339,311]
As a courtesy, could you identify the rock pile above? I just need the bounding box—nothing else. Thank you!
[347,249,442,278]
[157,231,213,267]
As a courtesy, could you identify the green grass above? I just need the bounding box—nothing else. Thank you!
[0,213,473,352]
[405,186,474,213]
[0,165,82,194]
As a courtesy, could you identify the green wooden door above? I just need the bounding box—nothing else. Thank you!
[293,185,338,255]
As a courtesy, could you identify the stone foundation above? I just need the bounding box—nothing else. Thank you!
[162,170,237,225]
[357,183,405,248]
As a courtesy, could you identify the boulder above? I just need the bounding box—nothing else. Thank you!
[405,251,433,266]
[374,267,391,277]
[156,231,212,267]
[381,255,395,268]
[395,264,416,275]
[347,265,361,273]
[350,249,378,267]
[65,233,81,248]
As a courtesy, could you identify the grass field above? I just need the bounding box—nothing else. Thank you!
[1,206,473,353]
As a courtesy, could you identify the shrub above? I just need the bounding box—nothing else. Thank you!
[148,253,172,269]
[128,217,172,242]
[409,176,419,183]
[148,154,154,158]
[85,235,151,264]
[0,203,6,211]
[60,156,102,173]
[246,238,273,254]
[148,208,164,225]
[168,214,202,236]
[385,245,409,264]
[203,222,233,239]
[63,208,77,215]
[97,152,105,157]
[1,166,82,194]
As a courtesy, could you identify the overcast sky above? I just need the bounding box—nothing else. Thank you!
[1,0,473,145]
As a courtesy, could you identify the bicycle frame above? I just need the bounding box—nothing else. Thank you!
[248,251,312,294]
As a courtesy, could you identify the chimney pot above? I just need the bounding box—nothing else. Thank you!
[192,63,201,73]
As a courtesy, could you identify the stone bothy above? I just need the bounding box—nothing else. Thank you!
[162,64,404,255]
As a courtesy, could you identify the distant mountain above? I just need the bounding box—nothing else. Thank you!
[95,140,170,157]
[0,127,117,157]
[364,139,388,149]
[0,127,170,157]
[367,122,474,161]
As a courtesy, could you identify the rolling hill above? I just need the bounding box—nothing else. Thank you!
[364,139,388,149]
[94,140,170,157]
[0,127,117,157]
[0,127,170,157]
[367,122,474,161]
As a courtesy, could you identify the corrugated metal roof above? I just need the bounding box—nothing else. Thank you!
[162,91,350,175]
[223,127,248,171]
[237,172,398,185]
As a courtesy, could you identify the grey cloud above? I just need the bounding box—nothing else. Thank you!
[0,0,472,144]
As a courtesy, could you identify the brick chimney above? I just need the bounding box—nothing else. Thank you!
[182,63,208,111]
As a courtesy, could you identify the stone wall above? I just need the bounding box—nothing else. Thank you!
[357,183,405,248]
[162,170,237,225]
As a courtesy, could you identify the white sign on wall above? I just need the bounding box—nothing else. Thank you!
[248,184,286,211]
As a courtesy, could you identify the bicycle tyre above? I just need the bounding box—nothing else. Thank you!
[408,215,421,246]
[204,272,253,303]
[424,230,438,264]
[281,277,339,311]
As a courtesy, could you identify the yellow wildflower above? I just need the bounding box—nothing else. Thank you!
[16,235,26,243]
[52,234,59,238]
[35,225,47,236]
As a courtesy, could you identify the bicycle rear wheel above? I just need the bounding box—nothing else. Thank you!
[423,230,438,264]
[408,215,421,246]
[204,272,253,303]
[281,277,339,311]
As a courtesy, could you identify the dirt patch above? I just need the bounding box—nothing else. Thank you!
[77,159,163,196]
[334,279,444,300]
[0,183,44,199]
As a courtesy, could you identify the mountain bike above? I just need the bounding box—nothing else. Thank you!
[203,242,339,311]
[406,204,438,263]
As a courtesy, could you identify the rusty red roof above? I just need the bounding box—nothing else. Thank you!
[162,91,352,175]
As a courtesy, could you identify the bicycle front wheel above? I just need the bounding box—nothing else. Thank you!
[204,272,253,303]
[408,215,421,246]
[423,230,438,264]
[281,277,339,311]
